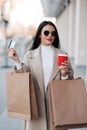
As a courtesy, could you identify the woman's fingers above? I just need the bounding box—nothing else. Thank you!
[8,48,20,63]
[61,61,68,66]
[59,61,68,77]
[8,48,16,57]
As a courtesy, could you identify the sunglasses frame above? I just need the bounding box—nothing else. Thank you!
[43,30,56,37]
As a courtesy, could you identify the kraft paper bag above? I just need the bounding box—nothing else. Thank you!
[6,72,39,121]
[47,78,87,130]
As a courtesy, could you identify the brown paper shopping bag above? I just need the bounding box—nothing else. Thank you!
[6,72,39,121]
[47,78,87,130]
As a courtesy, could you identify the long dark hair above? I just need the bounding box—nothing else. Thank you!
[31,21,60,50]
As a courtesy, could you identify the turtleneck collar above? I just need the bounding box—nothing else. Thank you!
[40,44,52,51]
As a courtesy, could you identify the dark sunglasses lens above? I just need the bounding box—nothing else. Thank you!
[51,31,56,36]
[44,31,49,36]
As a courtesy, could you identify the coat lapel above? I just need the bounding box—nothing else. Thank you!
[29,46,44,97]
[50,47,60,80]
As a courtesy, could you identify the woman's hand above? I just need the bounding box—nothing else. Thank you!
[8,48,20,63]
[59,61,68,77]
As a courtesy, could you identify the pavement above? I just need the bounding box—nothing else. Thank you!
[0,56,87,130]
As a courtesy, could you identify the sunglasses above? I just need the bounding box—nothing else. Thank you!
[43,30,56,37]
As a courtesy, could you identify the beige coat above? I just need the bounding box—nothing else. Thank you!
[18,46,74,130]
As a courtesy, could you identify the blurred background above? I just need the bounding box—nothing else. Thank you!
[0,0,87,130]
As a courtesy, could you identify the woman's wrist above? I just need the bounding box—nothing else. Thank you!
[15,59,20,64]
[15,62,21,70]
[61,73,67,77]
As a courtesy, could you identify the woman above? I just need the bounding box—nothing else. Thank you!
[8,21,74,130]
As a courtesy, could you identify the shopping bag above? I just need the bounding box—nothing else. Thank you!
[6,72,39,121]
[47,78,87,130]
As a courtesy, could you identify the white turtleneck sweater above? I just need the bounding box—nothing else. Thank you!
[41,45,53,91]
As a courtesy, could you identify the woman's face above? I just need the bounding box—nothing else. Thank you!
[40,25,56,46]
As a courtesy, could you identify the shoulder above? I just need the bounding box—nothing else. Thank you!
[58,49,68,55]
[24,47,40,58]
[53,46,68,55]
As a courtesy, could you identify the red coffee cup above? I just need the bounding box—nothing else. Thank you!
[57,54,68,68]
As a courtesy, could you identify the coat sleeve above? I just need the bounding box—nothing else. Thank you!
[14,51,31,73]
[67,57,74,80]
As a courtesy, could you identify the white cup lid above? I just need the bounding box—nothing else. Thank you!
[58,54,68,57]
